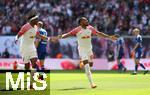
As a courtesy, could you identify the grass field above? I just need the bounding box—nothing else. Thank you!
[50,70,150,95]
[0,72,50,95]
[0,70,149,95]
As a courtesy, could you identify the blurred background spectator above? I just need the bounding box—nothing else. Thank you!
[2,48,10,58]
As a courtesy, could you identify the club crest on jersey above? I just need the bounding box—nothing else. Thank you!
[30,36,35,38]
[81,36,90,39]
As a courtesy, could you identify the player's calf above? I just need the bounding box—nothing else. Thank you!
[25,63,30,70]
[89,62,93,67]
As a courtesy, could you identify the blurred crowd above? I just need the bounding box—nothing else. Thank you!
[0,0,150,59]
[0,0,150,35]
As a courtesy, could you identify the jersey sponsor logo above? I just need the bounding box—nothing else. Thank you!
[81,36,90,39]
[30,36,35,38]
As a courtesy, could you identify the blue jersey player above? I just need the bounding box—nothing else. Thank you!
[36,21,47,71]
[115,34,127,72]
[131,28,148,75]
[36,21,58,80]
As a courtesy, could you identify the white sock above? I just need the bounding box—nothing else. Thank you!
[17,63,25,70]
[84,64,94,86]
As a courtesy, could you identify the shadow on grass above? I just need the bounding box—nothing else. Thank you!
[58,87,86,91]
[0,88,28,91]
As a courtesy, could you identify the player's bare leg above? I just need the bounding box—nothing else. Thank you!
[83,60,97,88]
[39,60,45,70]
[89,55,97,88]
[117,59,126,72]
[132,59,139,75]
[25,63,30,70]
[30,57,38,89]
[89,55,94,67]
[38,60,45,80]
[132,59,148,75]
[135,59,149,75]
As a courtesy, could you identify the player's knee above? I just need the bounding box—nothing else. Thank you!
[30,58,38,68]
[82,60,88,65]
[25,63,30,70]
[89,62,93,67]
[135,59,140,64]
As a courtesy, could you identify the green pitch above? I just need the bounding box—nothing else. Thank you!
[50,70,150,95]
[0,72,50,95]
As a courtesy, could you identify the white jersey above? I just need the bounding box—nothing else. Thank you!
[69,25,98,61]
[18,23,37,53]
[70,25,97,50]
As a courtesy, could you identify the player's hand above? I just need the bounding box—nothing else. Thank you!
[131,50,134,54]
[109,35,117,41]
[57,35,62,39]
[49,36,59,43]
[14,35,18,44]
[14,39,18,44]
[131,50,135,58]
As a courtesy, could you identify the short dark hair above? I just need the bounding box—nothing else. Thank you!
[78,18,82,25]
[27,9,38,20]
[28,14,37,21]
[78,17,87,25]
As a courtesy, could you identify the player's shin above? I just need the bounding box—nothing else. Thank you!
[134,64,138,73]
[84,63,97,88]
[139,63,146,69]
[30,68,36,84]
[84,63,94,86]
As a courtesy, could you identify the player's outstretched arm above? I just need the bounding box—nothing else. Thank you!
[36,33,58,43]
[90,26,116,41]
[58,32,72,39]
[96,32,117,41]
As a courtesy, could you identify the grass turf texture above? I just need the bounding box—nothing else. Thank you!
[50,70,150,95]
[0,72,50,95]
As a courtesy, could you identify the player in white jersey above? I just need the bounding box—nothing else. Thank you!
[59,17,116,88]
[15,15,57,89]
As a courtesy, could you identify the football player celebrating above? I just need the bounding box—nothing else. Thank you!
[59,17,116,88]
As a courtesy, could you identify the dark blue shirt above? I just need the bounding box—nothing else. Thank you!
[116,37,124,53]
[135,34,142,52]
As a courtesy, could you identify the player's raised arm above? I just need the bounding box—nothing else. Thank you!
[59,27,79,39]
[89,26,117,41]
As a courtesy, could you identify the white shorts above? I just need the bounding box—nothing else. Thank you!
[78,48,93,62]
[20,50,37,63]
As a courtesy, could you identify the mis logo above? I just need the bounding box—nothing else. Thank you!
[6,72,47,90]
